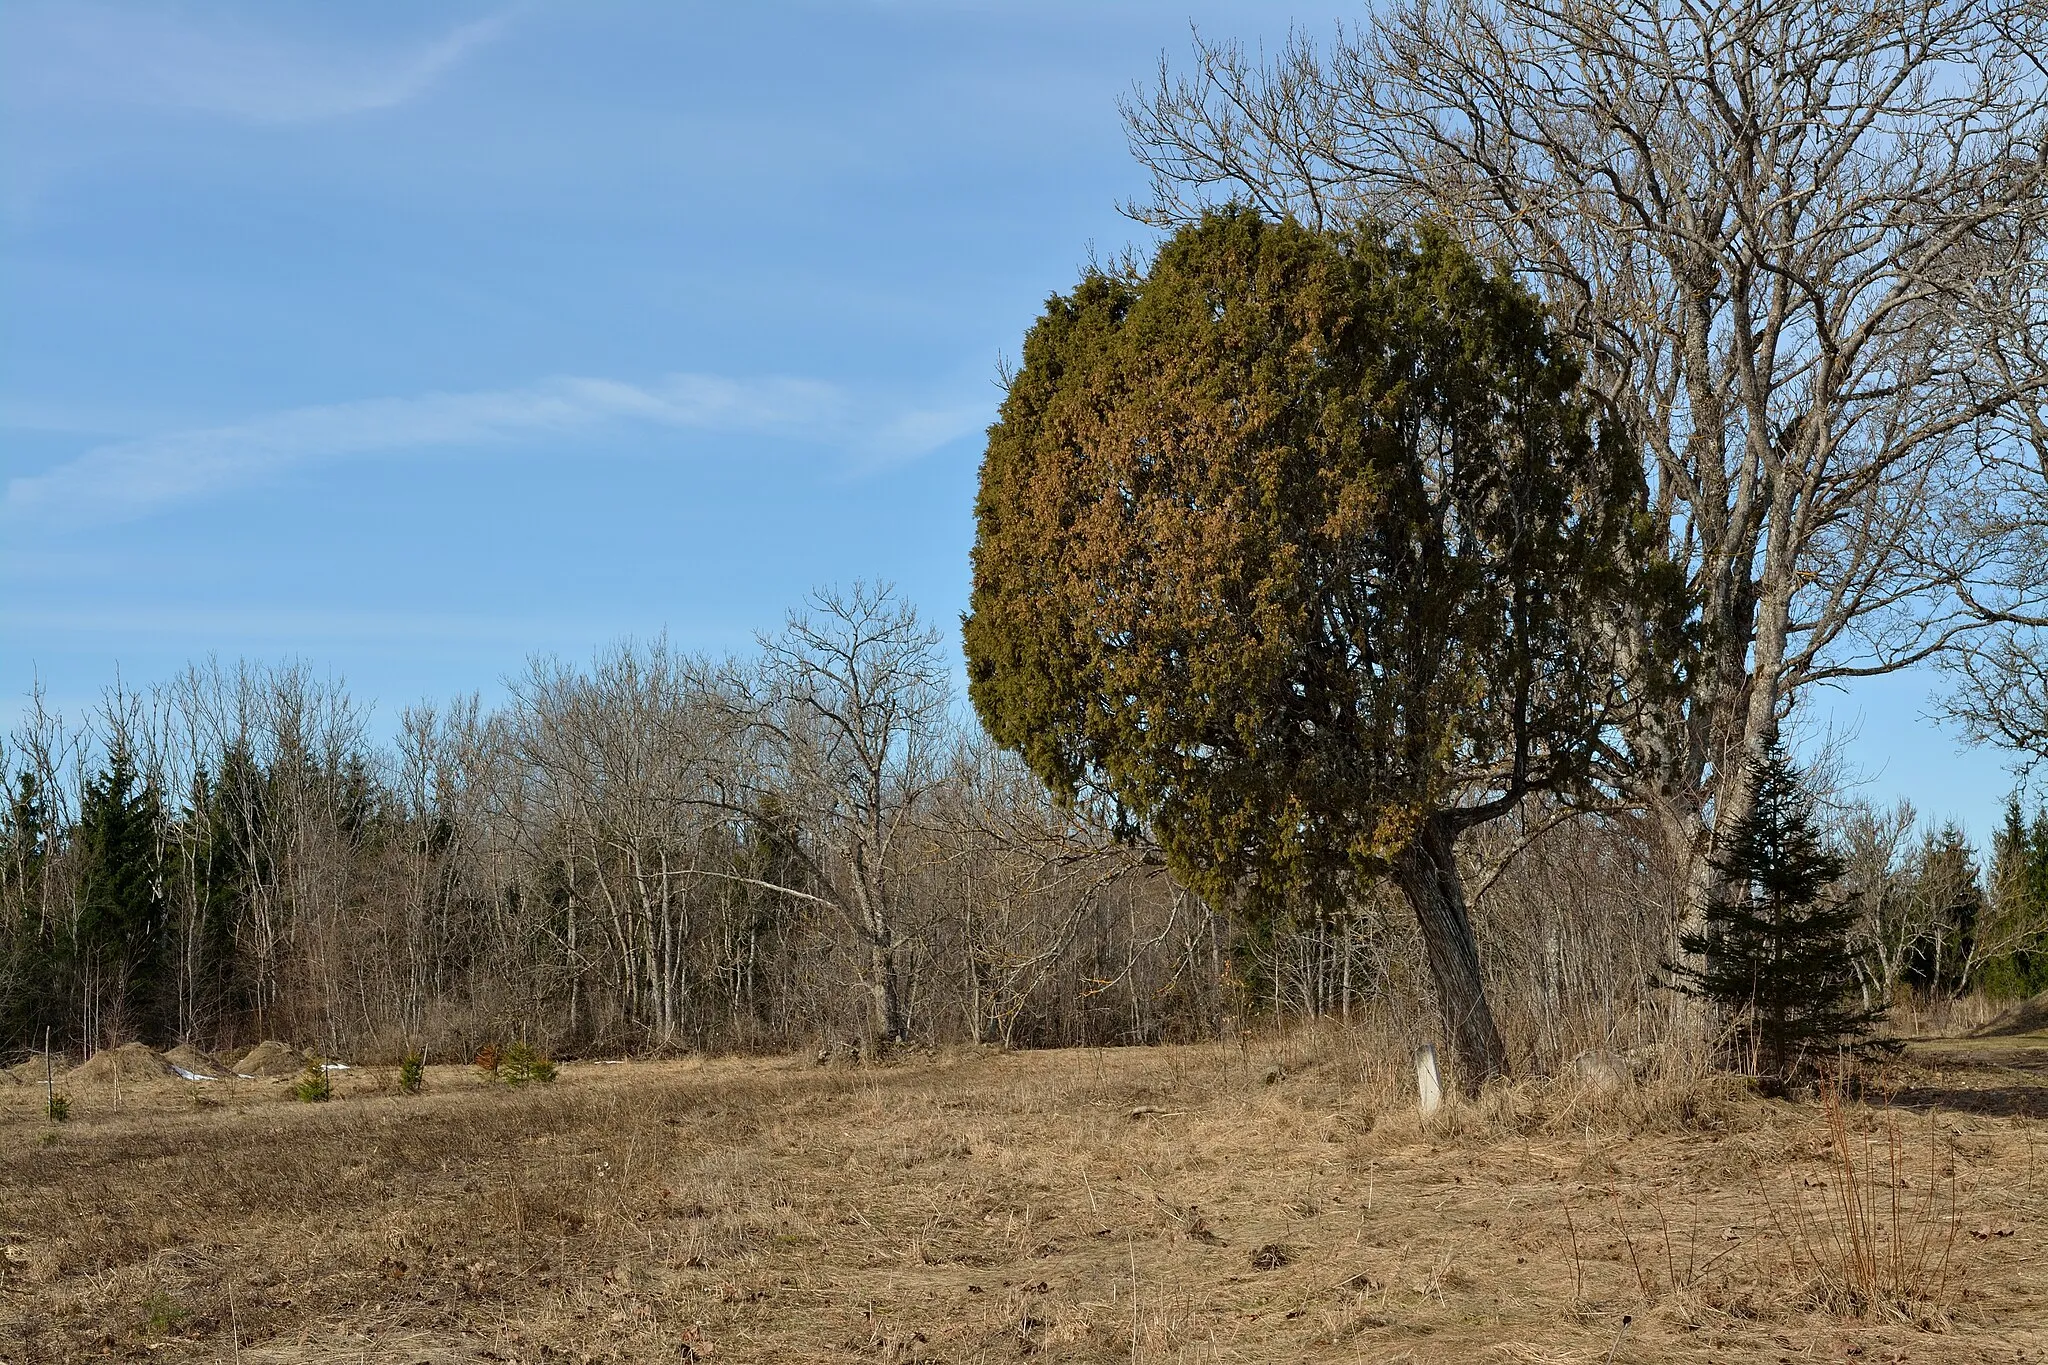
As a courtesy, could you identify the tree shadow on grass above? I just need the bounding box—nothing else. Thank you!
[1875,1044,2048,1118]
[1877,1083,2048,1119]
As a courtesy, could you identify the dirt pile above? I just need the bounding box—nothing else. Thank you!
[162,1044,226,1078]
[1977,991,2048,1037]
[3,1058,57,1085]
[70,1043,175,1084]
[232,1041,306,1077]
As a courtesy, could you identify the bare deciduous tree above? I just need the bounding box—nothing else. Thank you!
[721,584,951,1045]
[509,642,727,1050]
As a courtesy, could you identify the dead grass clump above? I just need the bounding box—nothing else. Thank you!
[232,1040,304,1076]
[1752,1090,1964,1325]
[69,1043,175,1084]
[1422,1068,1762,1143]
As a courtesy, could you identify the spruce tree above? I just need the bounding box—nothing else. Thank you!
[73,740,166,1043]
[1,770,55,1046]
[1984,795,2048,1000]
[1671,742,1884,1077]
[1903,824,1984,995]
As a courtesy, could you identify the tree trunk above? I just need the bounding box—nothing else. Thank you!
[850,862,905,1044]
[1390,817,1508,1094]
[868,934,904,1043]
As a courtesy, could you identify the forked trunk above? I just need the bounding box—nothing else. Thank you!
[1390,816,1508,1094]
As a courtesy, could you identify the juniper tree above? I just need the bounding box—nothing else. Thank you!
[964,209,1678,1089]
[1672,742,1884,1077]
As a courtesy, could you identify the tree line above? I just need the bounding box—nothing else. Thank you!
[4,600,2043,1066]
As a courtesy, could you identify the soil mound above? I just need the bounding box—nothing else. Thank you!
[70,1043,175,1083]
[1977,991,2048,1038]
[233,1040,307,1077]
[163,1044,226,1078]
[3,1056,61,1085]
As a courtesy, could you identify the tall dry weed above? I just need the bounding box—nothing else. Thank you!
[1750,1088,1963,1323]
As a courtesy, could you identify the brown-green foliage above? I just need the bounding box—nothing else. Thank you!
[965,209,1674,1087]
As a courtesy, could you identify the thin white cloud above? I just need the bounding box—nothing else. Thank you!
[849,404,993,475]
[4,6,511,123]
[3,373,985,530]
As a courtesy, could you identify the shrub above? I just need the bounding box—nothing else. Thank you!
[398,1050,425,1095]
[473,1043,501,1079]
[293,1060,333,1103]
[1756,1089,1962,1319]
[141,1290,190,1334]
[497,1041,557,1087]
[46,1093,69,1123]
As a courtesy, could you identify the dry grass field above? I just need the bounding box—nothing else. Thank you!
[2,1028,2045,1364]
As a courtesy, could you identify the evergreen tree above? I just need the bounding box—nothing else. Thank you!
[72,740,166,1043]
[1983,795,2048,1000]
[168,761,252,1041]
[1671,742,1884,1077]
[0,769,56,1043]
[963,208,1678,1089]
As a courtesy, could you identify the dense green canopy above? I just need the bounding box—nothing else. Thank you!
[965,209,1675,1084]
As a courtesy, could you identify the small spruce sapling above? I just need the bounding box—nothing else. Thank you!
[497,1041,557,1087]
[1669,742,1887,1079]
[293,1059,333,1103]
[398,1050,425,1095]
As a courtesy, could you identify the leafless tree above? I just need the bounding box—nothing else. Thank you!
[1123,0,2048,937]
[716,584,952,1045]
[930,737,1165,1045]
[507,641,729,1050]
[1836,797,1928,1005]
[1945,627,2048,772]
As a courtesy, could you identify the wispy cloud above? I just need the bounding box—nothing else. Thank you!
[3,373,986,530]
[3,5,512,123]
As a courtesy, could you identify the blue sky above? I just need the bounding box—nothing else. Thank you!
[0,1,2019,845]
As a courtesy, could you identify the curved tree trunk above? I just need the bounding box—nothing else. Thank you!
[1391,817,1508,1094]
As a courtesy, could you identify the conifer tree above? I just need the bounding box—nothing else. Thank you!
[1671,742,1884,1077]
[1904,825,1985,996]
[0,770,55,1043]
[964,208,1679,1089]
[1984,796,2048,999]
[72,740,166,1043]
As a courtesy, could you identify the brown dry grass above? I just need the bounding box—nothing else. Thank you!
[2,1027,2044,1363]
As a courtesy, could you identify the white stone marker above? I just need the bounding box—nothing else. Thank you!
[1415,1043,1443,1119]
